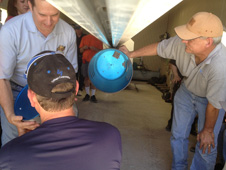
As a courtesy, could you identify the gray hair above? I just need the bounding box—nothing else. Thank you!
[200,36,222,45]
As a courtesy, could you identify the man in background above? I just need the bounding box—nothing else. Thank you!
[73,24,86,96]
[80,34,103,103]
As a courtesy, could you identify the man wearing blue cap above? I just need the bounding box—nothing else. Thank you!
[0,51,122,170]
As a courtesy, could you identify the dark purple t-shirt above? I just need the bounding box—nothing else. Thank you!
[0,116,122,170]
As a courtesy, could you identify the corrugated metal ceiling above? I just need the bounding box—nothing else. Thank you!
[46,0,183,47]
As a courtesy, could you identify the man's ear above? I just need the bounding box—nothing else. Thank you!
[206,37,214,47]
[27,89,36,107]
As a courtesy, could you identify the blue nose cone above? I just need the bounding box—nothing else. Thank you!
[88,48,133,93]
[14,85,39,120]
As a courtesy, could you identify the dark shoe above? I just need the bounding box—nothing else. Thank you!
[190,146,195,153]
[90,95,98,103]
[165,124,171,132]
[214,163,224,170]
[77,90,82,96]
[190,129,197,136]
[83,94,90,101]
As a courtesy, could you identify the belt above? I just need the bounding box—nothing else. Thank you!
[10,81,24,92]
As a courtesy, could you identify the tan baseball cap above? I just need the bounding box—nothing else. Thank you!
[175,12,223,40]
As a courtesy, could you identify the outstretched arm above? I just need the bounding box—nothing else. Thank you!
[119,42,159,58]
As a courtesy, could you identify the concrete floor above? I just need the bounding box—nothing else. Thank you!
[77,80,196,170]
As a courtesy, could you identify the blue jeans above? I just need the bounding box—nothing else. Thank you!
[171,83,224,170]
[0,82,22,146]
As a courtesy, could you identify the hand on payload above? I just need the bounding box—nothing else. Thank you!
[119,45,131,58]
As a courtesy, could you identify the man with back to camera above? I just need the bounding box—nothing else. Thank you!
[120,12,226,170]
[0,51,122,170]
[0,0,77,146]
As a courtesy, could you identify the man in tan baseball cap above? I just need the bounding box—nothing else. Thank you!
[120,12,226,169]
[175,12,223,40]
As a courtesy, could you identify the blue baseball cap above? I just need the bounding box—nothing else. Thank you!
[26,51,77,99]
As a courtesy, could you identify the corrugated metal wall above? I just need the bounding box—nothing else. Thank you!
[132,0,226,80]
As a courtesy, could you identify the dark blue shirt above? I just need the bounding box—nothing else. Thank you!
[0,116,122,170]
